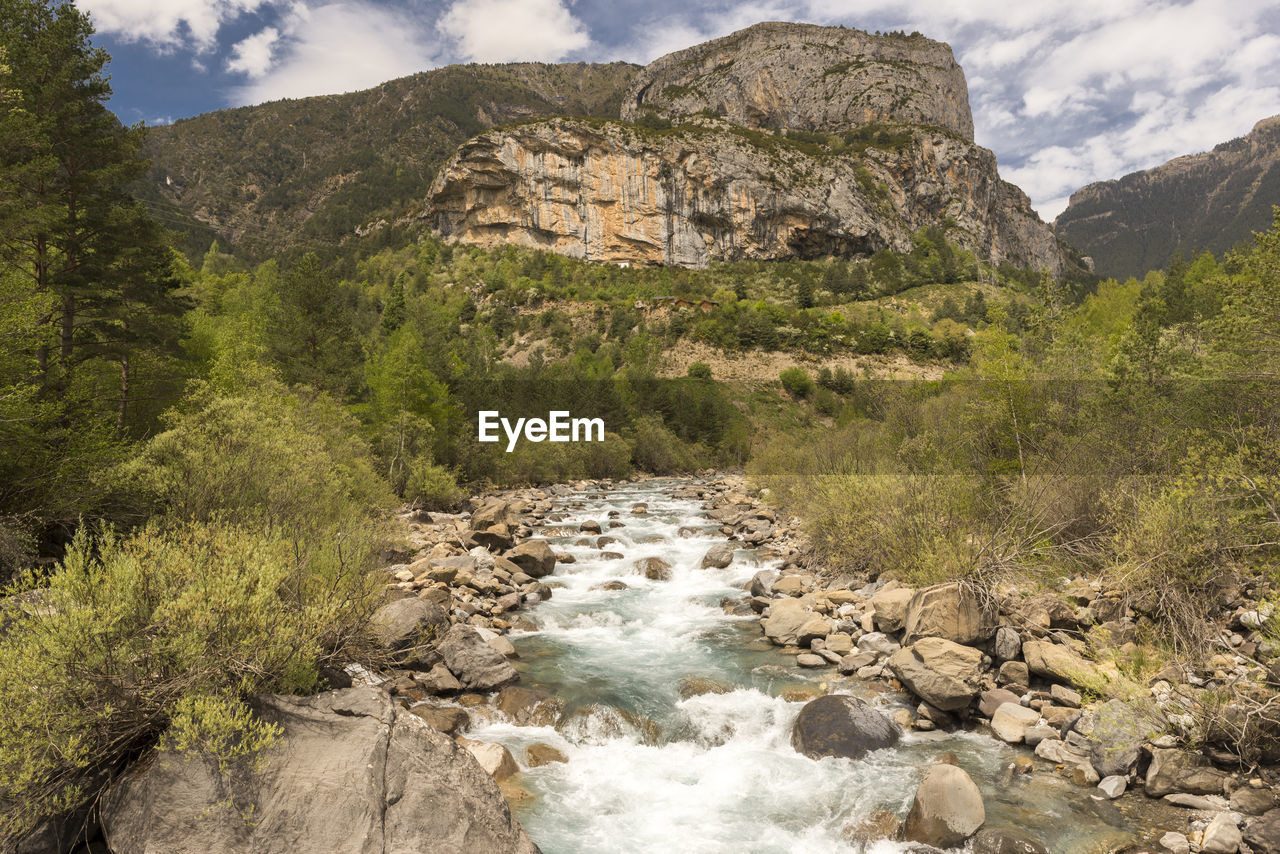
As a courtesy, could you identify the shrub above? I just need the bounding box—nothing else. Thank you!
[686,361,712,380]
[404,456,465,511]
[0,520,382,843]
[779,366,815,399]
[114,380,395,533]
[631,416,700,473]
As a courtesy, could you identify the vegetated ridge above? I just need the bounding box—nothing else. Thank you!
[1055,115,1280,279]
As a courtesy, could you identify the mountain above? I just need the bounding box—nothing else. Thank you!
[425,22,1070,273]
[136,62,639,259]
[621,21,973,140]
[1055,115,1280,279]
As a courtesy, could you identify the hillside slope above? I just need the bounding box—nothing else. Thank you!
[136,62,639,258]
[1055,115,1280,278]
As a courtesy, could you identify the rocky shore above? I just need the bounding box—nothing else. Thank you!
[74,473,1280,854]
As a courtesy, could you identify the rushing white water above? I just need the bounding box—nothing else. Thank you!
[467,480,1145,854]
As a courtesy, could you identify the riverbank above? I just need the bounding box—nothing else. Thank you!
[88,474,1280,854]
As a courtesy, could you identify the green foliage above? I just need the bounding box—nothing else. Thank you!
[686,361,712,380]
[114,379,394,532]
[403,456,465,511]
[0,520,382,843]
[779,366,815,399]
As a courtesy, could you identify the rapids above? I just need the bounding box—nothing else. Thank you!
[465,479,1160,853]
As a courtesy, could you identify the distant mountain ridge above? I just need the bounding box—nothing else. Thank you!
[136,62,639,258]
[1055,116,1280,279]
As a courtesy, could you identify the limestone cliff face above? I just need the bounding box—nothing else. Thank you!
[1056,115,1280,279]
[621,22,974,141]
[425,118,1067,273]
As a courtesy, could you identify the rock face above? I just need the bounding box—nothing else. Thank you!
[790,694,901,760]
[621,22,974,140]
[903,764,985,846]
[1056,115,1280,279]
[425,23,1069,274]
[101,688,539,854]
[426,117,1066,272]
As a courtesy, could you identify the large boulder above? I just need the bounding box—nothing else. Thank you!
[505,540,556,579]
[1021,640,1102,689]
[471,500,520,532]
[700,543,735,569]
[762,597,813,646]
[870,587,915,633]
[903,764,986,847]
[101,688,539,854]
[635,557,673,581]
[1145,748,1229,798]
[1245,809,1280,854]
[902,582,996,646]
[887,638,984,711]
[972,828,1049,854]
[990,703,1040,744]
[494,686,564,727]
[1083,699,1166,778]
[370,598,448,668]
[791,695,901,760]
[437,625,519,691]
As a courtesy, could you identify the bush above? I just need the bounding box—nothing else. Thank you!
[779,366,815,399]
[404,456,465,511]
[115,380,395,532]
[0,520,383,843]
[686,361,712,380]
[631,416,700,473]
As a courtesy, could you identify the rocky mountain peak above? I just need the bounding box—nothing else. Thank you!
[621,21,974,141]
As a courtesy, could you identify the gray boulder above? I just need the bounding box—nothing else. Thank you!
[791,695,901,760]
[505,540,556,578]
[635,557,673,581]
[437,625,519,691]
[887,638,984,711]
[1084,699,1166,778]
[903,764,985,847]
[972,828,1049,854]
[700,543,735,569]
[1145,748,1229,798]
[101,688,539,854]
[1245,809,1280,854]
[901,582,996,646]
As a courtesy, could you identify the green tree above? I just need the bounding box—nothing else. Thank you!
[268,253,362,395]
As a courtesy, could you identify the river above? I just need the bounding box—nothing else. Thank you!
[465,478,1164,853]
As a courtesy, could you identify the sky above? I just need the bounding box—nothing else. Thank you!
[81,0,1280,221]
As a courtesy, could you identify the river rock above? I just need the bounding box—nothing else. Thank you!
[505,540,556,579]
[472,500,520,532]
[844,808,901,842]
[678,677,733,699]
[824,633,855,655]
[1160,832,1191,854]
[1097,776,1127,799]
[580,519,602,533]
[858,632,900,657]
[418,663,463,695]
[1202,812,1243,854]
[763,597,813,646]
[525,744,568,767]
[997,660,1029,688]
[437,625,519,691]
[1022,640,1101,689]
[791,694,901,760]
[470,523,515,551]
[994,627,1021,661]
[903,764,985,846]
[409,705,471,735]
[1022,722,1058,747]
[1145,748,1229,798]
[902,582,996,646]
[772,575,808,596]
[1084,699,1165,778]
[979,689,1021,718]
[1244,809,1280,854]
[370,598,448,656]
[972,828,1049,854]
[461,739,520,781]
[990,703,1041,744]
[888,638,984,711]
[796,653,828,668]
[495,686,563,727]
[101,688,538,854]
[750,569,780,597]
[1231,786,1277,815]
[700,543,735,569]
[870,587,915,633]
[635,556,673,581]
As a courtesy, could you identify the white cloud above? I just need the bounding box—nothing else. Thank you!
[79,0,272,50]
[227,26,280,77]
[439,0,591,63]
[229,3,441,103]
